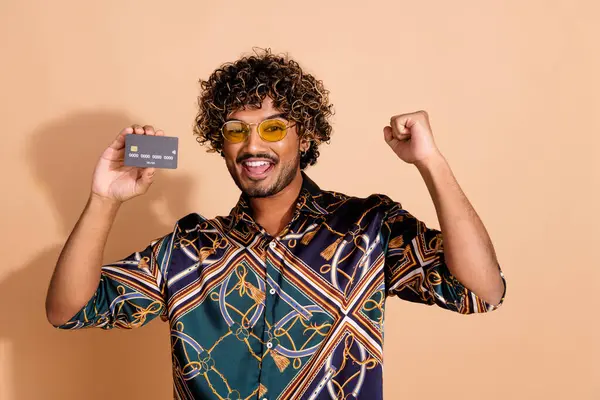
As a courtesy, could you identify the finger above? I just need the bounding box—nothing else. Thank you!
[390,116,412,135]
[144,167,156,178]
[155,129,165,137]
[132,124,144,135]
[392,110,429,129]
[109,127,133,150]
[394,128,412,141]
[143,125,156,136]
[112,147,125,161]
[391,117,416,141]
[135,168,156,194]
[383,126,395,143]
[384,126,406,148]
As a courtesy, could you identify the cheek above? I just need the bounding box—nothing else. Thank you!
[278,131,301,158]
[222,143,239,164]
[273,142,299,162]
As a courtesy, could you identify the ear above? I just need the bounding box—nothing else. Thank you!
[299,137,311,153]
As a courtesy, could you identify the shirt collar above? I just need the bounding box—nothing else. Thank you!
[228,171,328,232]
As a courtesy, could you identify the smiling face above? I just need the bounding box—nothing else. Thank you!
[222,97,309,198]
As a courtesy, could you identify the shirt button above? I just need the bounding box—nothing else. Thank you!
[269,288,276,295]
[266,341,273,349]
[269,241,276,249]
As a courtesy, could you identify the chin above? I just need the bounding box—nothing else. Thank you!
[243,175,282,198]
[230,168,275,198]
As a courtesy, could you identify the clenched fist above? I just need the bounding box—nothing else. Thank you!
[383,110,441,165]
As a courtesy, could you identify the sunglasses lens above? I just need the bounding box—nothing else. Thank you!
[259,119,288,142]
[222,121,249,143]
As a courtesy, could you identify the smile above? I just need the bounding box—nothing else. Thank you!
[241,159,275,179]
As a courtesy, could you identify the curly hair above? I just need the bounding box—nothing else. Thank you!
[193,48,334,169]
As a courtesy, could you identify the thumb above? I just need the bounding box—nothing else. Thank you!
[383,126,399,148]
[383,126,394,143]
[135,168,156,195]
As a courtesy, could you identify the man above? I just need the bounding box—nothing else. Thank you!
[46,50,506,400]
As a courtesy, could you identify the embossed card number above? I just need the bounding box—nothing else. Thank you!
[124,133,179,169]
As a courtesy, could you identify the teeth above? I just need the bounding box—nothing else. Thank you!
[245,161,270,167]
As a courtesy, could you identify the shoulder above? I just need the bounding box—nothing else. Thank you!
[319,189,400,216]
[173,212,234,235]
[174,212,205,232]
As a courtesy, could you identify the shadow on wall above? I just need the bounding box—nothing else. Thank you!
[0,111,194,399]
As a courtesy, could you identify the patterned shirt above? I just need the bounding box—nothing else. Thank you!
[57,172,506,399]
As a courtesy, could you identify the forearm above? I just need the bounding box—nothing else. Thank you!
[415,152,504,306]
[45,193,121,326]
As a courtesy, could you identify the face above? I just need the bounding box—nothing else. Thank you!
[222,97,309,198]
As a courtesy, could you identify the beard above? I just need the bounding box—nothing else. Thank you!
[228,152,300,198]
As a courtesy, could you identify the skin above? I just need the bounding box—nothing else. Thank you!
[44,98,310,326]
[384,111,505,305]
[222,97,310,236]
[45,99,503,327]
[45,124,161,326]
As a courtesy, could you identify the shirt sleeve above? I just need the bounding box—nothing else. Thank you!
[381,203,506,314]
[54,232,174,330]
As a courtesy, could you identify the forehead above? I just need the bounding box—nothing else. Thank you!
[228,97,283,122]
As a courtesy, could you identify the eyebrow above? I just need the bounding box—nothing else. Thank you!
[225,112,287,123]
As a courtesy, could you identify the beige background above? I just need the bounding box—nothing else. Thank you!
[1,1,598,399]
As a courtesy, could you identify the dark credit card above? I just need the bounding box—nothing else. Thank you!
[124,134,178,169]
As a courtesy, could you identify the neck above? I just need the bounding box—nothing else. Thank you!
[249,170,303,237]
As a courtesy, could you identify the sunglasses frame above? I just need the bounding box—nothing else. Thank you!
[220,117,296,143]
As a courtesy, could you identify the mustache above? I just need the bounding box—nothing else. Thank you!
[236,153,278,164]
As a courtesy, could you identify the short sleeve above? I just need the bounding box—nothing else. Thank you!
[55,233,174,330]
[381,203,506,314]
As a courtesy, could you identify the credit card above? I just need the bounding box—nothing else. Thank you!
[124,134,178,169]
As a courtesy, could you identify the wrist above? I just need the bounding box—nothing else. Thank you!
[414,150,446,174]
[88,192,122,214]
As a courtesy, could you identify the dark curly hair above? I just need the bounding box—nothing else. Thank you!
[193,48,334,169]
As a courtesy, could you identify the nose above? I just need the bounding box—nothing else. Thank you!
[243,123,266,154]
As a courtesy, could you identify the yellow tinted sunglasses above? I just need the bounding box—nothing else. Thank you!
[221,117,295,143]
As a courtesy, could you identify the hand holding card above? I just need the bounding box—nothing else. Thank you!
[90,124,173,204]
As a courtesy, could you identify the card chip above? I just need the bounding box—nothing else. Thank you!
[130,146,138,152]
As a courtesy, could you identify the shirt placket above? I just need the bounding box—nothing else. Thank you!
[253,229,281,400]
[245,212,302,400]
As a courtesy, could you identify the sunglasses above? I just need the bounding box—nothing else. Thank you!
[221,117,295,143]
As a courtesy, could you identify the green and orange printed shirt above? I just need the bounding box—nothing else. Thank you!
[56,173,506,399]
